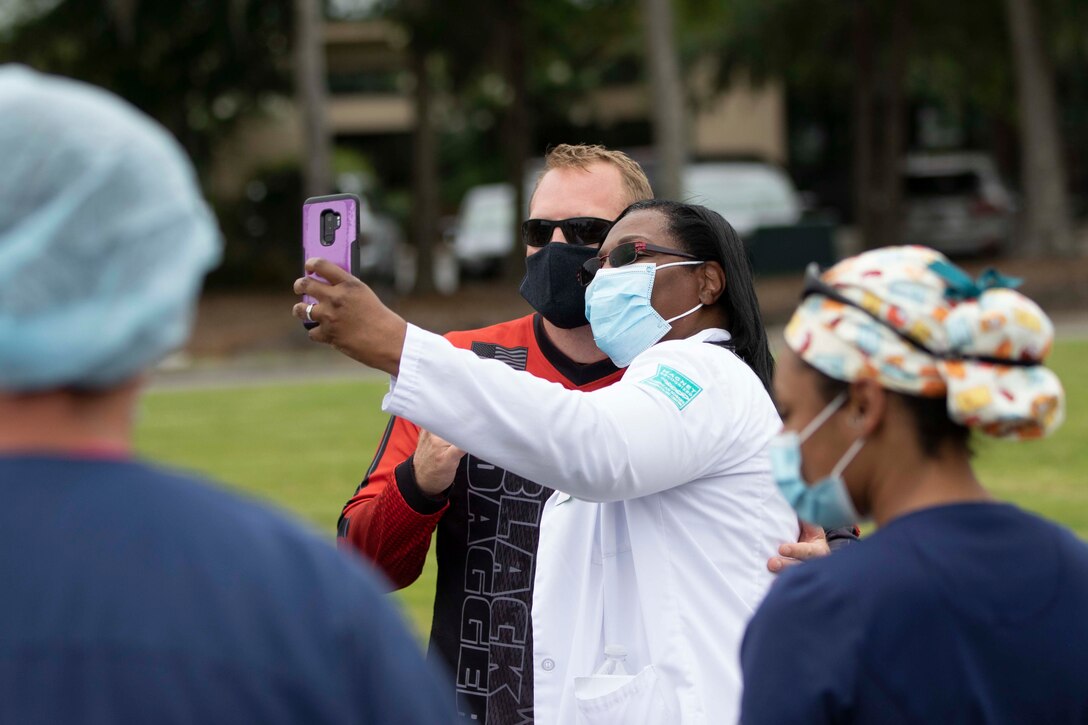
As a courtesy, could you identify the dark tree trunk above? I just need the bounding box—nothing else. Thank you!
[872,0,910,249]
[853,0,910,250]
[502,0,532,281]
[411,49,439,294]
[1005,0,1075,257]
[293,0,333,200]
[851,0,876,249]
[641,0,687,200]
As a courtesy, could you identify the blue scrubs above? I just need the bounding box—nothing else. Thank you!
[741,503,1088,724]
[0,455,453,724]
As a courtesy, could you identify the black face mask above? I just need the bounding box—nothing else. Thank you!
[518,243,599,329]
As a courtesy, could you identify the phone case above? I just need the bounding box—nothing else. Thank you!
[301,193,360,327]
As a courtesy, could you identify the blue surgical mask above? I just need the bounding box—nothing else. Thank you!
[584,262,703,368]
[769,392,866,529]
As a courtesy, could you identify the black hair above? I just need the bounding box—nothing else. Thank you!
[616,199,775,393]
[808,364,972,458]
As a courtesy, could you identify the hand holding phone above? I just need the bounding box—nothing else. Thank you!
[301,193,360,329]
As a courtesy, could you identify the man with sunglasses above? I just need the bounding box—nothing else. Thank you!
[337,144,648,723]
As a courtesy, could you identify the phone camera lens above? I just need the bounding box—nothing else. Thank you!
[320,210,337,246]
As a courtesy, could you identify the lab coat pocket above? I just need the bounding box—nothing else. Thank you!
[574,664,675,725]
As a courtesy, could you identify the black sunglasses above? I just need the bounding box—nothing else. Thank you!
[577,241,702,286]
[521,217,614,248]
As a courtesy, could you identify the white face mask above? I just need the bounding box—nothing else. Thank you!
[583,261,704,367]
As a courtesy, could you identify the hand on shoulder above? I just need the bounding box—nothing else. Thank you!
[767,520,831,574]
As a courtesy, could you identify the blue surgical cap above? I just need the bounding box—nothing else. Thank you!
[0,66,222,391]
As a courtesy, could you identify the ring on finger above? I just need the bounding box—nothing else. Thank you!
[305,302,316,323]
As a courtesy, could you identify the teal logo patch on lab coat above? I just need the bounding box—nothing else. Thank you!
[640,364,703,410]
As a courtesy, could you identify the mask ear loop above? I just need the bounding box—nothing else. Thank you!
[830,436,866,478]
[656,261,707,325]
[798,391,848,443]
[665,302,703,325]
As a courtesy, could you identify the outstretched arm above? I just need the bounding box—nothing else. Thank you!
[293,260,751,502]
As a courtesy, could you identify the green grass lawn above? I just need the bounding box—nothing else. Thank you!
[972,339,1088,534]
[136,339,1088,641]
[136,376,440,639]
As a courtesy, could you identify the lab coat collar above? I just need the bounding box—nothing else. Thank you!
[686,327,732,345]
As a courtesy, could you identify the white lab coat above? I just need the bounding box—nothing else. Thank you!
[384,324,798,725]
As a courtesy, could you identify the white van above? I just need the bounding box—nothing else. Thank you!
[452,183,516,276]
[681,161,804,236]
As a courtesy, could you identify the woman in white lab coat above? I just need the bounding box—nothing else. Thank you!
[295,200,798,725]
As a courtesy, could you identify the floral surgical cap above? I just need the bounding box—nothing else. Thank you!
[0,66,222,391]
[785,246,1064,440]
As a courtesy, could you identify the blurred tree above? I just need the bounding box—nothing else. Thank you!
[694,0,1086,253]
[642,0,686,200]
[383,0,445,294]
[378,0,644,285]
[497,0,531,280]
[0,0,294,181]
[294,0,333,198]
[699,0,914,249]
[852,0,911,251]
[379,0,1088,275]
[1005,0,1075,256]
[409,48,440,295]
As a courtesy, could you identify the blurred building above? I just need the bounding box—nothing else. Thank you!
[210,19,786,201]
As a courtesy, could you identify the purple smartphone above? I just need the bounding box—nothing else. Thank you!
[301,193,360,329]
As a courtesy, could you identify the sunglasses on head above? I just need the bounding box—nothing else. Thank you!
[521,217,614,248]
[577,241,702,286]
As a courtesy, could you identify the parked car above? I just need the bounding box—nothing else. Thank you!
[901,152,1016,256]
[326,171,406,286]
[452,159,834,276]
[354,193,404,284]
[451,183,517,277]
[681,161,805,236]
[681,160,836,274]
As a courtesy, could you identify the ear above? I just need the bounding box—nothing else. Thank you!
[698,261,727,306]
[845,378,886,438]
